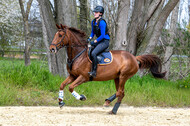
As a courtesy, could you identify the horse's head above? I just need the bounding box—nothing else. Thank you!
[50,24,68,53]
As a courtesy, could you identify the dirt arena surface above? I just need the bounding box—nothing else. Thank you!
[0,106,189,126]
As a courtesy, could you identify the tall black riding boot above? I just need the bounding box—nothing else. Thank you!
[88,56,98,77]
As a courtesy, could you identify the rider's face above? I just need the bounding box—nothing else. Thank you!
[94,12,101,18]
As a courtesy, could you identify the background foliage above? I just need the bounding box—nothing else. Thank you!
[0,58,189,107]
[0,0,189,107]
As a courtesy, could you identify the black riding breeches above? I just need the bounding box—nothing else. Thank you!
[91,39,109,59]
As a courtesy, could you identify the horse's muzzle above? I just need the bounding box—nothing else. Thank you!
[50,46,57,53]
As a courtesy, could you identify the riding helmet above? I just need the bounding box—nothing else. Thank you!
[93,6,104,15]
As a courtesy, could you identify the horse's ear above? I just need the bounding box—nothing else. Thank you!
[56,24,61,29]
[60,24,66,30]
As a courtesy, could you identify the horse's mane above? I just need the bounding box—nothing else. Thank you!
[68,27,87,43]
[57,24,87,45]
[68,27,86,38]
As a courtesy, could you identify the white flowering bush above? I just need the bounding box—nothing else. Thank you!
[0,0,23,50]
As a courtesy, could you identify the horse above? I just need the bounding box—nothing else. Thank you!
[49,24,166,114]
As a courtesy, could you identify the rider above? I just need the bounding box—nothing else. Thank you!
[88,6,110,77]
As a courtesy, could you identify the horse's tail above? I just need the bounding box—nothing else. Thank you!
[136,55,166,78]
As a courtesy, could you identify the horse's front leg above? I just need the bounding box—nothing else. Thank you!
[59,75,75,107]
[68,75,87,101]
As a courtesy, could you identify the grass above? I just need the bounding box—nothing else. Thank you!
[0,57,189,107]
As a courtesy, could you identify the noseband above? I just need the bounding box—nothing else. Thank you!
[50,29,67,51]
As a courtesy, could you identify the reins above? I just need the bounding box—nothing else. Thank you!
[67,48,87,70]
[52,28,88,70]
[65,30,88,70]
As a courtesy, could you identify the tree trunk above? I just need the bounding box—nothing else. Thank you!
[79,0,88,32]
[102,0,118,49]
[163,2,180,79]
[127,0,162,55]
[113,0,130,50]
[39,0,78,77]
[40,4,51,72]
[38,0,59,75]
[140,0,180,55]
[125,0,179,77]
[19,0,33,66]
[55,0,78,77]
[56,0,77,27]
[24,20,31,66]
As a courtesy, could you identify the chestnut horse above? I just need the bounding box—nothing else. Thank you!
[50,24,166,114]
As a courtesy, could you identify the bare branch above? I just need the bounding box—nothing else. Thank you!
[18,0,26,20]
[25,0,33,20]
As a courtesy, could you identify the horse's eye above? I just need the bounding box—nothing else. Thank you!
[59,34,62,37]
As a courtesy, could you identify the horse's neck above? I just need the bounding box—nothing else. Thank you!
[66,32,86,61]
[67,45,84,60]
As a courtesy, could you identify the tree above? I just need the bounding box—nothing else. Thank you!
[137,0,179,55]
[55,0,77,27]
[38,0,59,75]
[163,2,180,79]
[37,0,182,79]
[19,0,33,66]
[102,0,118,48]
[99,0,179,55]
[38,0,78,76]
[79,0,88,32]
[114,0,130,50]
[0,0,22,56]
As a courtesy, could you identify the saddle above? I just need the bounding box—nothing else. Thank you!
[88,47,113,65]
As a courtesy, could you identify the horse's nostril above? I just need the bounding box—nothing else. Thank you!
[50,48,55,53]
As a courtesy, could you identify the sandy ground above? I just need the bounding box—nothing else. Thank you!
[0,106,189,126]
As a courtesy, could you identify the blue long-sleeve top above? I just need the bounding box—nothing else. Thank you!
[90,19,110,42]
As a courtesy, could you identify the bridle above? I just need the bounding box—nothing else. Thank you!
[50,28,88,70]
[50,29,88,50]
[50,29,67,51]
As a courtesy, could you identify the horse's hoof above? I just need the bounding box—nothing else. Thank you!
[108,111,116,115]
[80,94,87,101]
[103,105,109,107]
[103,100,111,107]
[59,101,65,108]
[103,104,109,107]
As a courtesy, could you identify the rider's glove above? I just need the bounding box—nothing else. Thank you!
[87,38,91,43]
[90,41,97,46]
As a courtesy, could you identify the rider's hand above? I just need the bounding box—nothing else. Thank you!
[90,41,96,46]
[87,37,91,43]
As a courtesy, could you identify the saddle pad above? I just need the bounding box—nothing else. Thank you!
[98,51,113,65]
[88,51,113,65]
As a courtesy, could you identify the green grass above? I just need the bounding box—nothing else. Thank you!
[0,57,189,107]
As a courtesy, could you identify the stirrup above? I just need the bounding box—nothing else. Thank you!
[88,71,96,77]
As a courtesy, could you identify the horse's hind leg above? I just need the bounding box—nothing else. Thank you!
[104,78,119,107]
[109,77,127,114]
